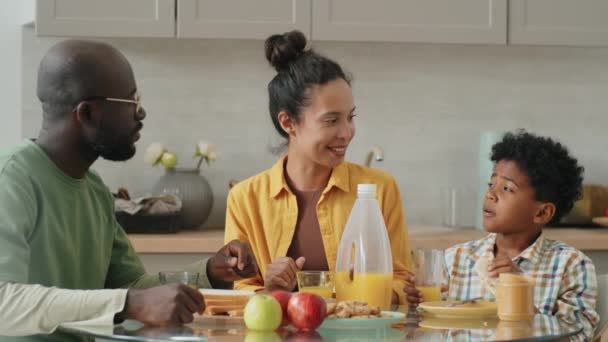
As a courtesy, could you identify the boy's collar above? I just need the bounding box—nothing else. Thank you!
[481,233,544,265]
[479,234,496,260]
[516,233,544,264]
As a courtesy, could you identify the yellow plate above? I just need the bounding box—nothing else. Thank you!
[419,316,499,330]
[418,301,497,319]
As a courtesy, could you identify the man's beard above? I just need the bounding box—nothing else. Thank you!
[87,126,139,161]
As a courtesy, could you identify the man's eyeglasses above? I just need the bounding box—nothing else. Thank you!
[81,92,141,113]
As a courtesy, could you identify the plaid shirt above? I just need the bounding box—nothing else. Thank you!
[444,233,599,341]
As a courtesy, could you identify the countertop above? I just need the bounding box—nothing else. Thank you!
[128,226,608,253]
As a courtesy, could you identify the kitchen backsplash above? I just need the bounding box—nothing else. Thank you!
[20,27,608,228]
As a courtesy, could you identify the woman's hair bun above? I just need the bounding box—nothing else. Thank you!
[264,30,307,72]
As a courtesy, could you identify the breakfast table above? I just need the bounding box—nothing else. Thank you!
[59,306,583,342]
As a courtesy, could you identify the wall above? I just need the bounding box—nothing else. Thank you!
[21,27,608,228]
[0,0,34,149]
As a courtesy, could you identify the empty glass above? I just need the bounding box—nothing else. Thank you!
[441,186,475,228]
[158,271,200,289]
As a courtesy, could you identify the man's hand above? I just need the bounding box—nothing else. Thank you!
[207,240,258,288]
[264,256,305,291]
[488,255,522,278]
[120,284,205,326]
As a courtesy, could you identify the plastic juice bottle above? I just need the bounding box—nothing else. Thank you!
[335,184,393,310]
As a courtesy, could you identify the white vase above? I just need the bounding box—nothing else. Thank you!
[152,168,213,230]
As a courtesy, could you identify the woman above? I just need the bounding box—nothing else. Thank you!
[224,30,412,304]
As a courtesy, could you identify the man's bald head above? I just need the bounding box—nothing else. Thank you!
[37,40,136,117]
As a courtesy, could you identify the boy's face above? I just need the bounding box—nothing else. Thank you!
[483,160,547,234]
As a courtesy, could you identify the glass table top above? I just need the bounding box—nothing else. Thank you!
[59,306,583,342]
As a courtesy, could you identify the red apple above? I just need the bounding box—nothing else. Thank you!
[287,292,327,331]
[604,207,608,217]
[269,290,292,326]
[286,330,323,342]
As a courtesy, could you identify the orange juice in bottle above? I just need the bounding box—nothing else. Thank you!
[335,184,393,310]
[335,272,393,309]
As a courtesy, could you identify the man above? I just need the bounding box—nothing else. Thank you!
[0,40,258,341]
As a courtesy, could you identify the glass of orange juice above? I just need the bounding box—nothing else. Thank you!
[297,271,333,298]
[158,271,200,289]
[412,249,445,302]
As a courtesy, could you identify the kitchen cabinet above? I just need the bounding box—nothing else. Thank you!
[36,0,175,38]
[177,0,311,39]
[36,0,608,47]
[35,0,309,39]
[311,0,507,44]
[509,0,608,46]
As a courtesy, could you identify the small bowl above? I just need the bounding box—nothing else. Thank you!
[592,217,608,227]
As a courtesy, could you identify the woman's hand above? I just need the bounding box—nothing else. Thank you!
[404,271,449,306]
[264,256,305,291]
[404,271,422,307]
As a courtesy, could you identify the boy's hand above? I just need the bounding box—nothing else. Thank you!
[404,271,422,306]
[488,255,522,278]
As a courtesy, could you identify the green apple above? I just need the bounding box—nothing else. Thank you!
[244,331,281,342]
[160,152,177,168]
[244,294,282,331]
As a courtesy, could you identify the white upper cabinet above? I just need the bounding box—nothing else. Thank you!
[509,0,608,46]
[177,0,311,39]
[35,0,608,46]
[312,0,507,44]
[36,0,175,38]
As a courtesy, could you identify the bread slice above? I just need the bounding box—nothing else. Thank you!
[474,255,497,295]
[199,289,254,317]
[205,305,246,316]
[227,309,244,317]
[204,297,251,306]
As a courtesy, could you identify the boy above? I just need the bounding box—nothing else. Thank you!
[406,130,598,341]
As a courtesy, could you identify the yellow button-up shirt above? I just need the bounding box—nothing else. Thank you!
[224,157,412,304]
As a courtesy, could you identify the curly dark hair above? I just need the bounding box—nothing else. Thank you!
[490,130,584,225]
